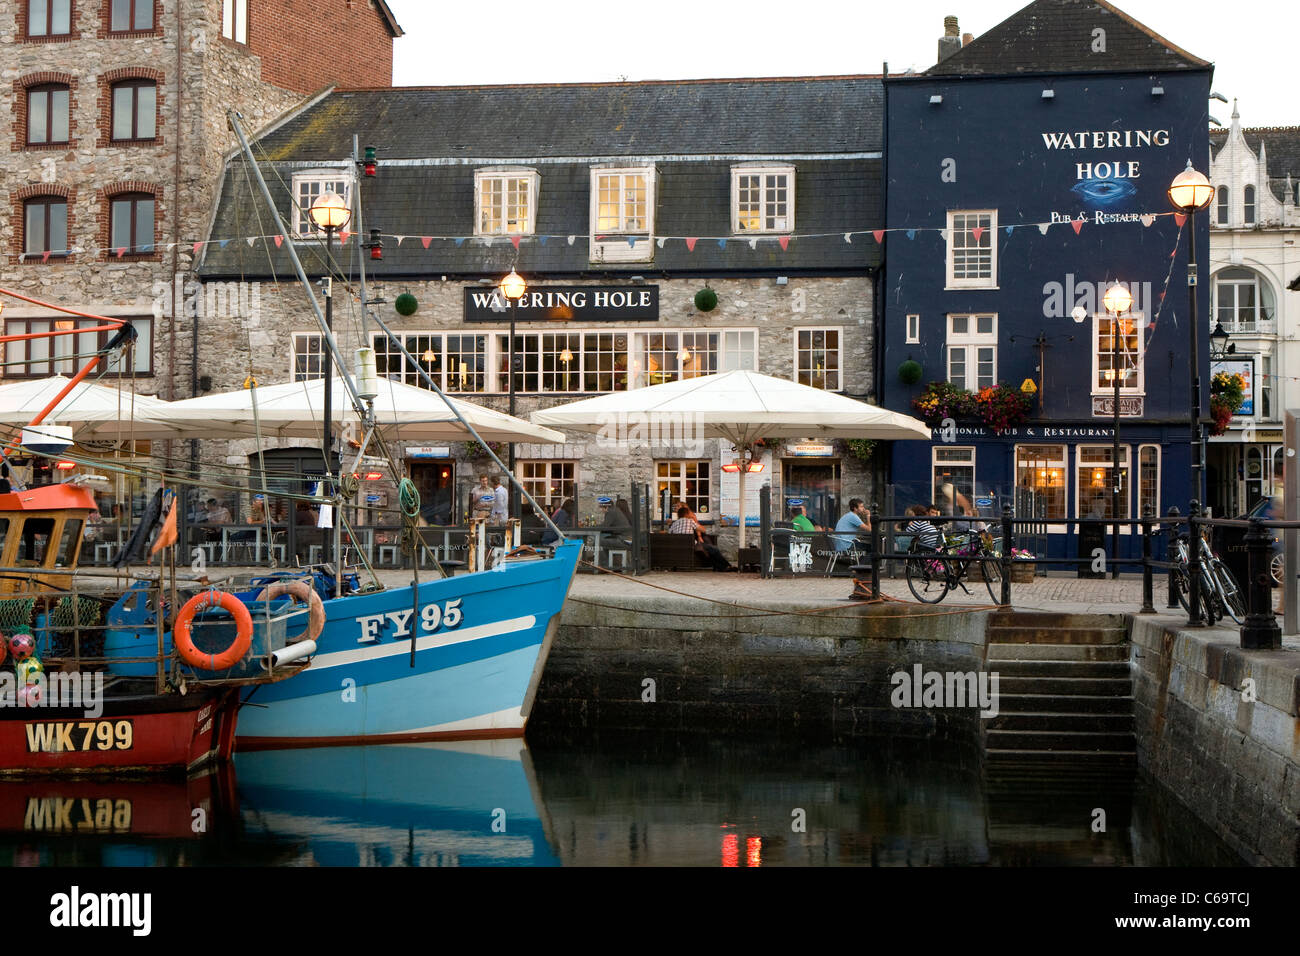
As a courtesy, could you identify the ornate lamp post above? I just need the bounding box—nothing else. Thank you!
[1103,282,1133,579]
[1168,161,1214,624]
[499,269,526,518]
[307,191,351,566]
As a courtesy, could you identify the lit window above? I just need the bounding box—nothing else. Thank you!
[221,0,248,43]
[292,333,327,381]
[1077,445,1130,520]
[590,166,655,263]
[27,84,70,145]
[111,80,156,141]
[795,328,840,390]
[111,0,154,31]
[656,461,712,517]
[1014,445,1066,520]
[291,171,352,238]
[475,169,538,235]
[24,196,68,257]
[517,461,577,512]
[946,314,996,391]
[28,0,71,37]
[731,165,794,233]
[1091,311,1143,394]
[946,210,996,288]
[109,193,154,254]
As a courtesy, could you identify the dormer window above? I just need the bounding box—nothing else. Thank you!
[731,165,794,233]
[475,168,538,236]
[291,170,353,238]
[590,165,655,263]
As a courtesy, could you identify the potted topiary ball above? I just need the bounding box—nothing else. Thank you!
[694,288,718,312]
[395,293,418,316]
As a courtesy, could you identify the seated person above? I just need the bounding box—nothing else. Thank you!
[903,504,943,550]
[597,496,630,544]
[791,504,817,532]
[669,506,732,571]
[541,497,575,546]
[831,498,872,552]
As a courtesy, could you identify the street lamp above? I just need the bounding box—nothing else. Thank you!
[1209,321,1231,358]
[308,191,351,567]
[1169,160,1214,625]
[499,269,526,517]
[1103,282,1133,579]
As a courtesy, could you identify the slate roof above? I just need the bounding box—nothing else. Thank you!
[1211,127,1300,202]
[925,0,1209,77]
[374,0,403,38]
[200,78,884,279]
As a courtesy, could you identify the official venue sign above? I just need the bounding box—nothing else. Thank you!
[464,286,659,323]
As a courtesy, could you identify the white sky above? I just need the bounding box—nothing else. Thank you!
[388,0,1293,129]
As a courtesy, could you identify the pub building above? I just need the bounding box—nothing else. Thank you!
[879,1,1212,562]
[196,77,885,550]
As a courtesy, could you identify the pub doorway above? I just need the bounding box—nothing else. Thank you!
[782,458,841,529]
[410,460,455,524]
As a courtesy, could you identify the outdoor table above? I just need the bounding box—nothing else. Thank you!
[220,524,263,563]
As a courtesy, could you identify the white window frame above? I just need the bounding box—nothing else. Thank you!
[656,460,713,517]
[906,314,920,344]
[291,332,327,381]
[517,460,577,511]
[590,165,655,263]
[221,0,248,43]
[730,164,794,234]
[1014,444,1068,521]
[932,446,976,507]
[1213,267,1275,334]
[474,168,539,236]
[1076,445,1131,521]
[793,327,842,391]
[946,314,997,391]
[291,169,353,239]
[1137,444,1160,519]
[1090,311,1145,396]
[945,210,997,289]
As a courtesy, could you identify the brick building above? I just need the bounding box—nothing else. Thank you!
[195,78,885,549]
[0,0,400,495]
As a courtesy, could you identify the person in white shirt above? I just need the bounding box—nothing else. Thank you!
[490,477,509,524]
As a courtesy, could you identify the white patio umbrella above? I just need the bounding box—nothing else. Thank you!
[531,369,932,547]
[0,375,173,441]
[126,376,566,444]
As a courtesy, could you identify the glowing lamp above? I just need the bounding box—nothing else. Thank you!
[746,462,765,473]
[308,192,351,231]
[721,462,741,473]
[1167,161,1214,211]
[499,269,526,300]
[54,460,77,470]
[363,471,384,481]
[1103,283,1133,316]
[363,145,378,178]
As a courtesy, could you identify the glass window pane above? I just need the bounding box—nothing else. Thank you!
[113,87,133,139]
[30,0,48,35]
[135,199,154,248]
[52,0,69,33]
[112,0,131,30]
[49,201,66,253]
[25,203,45,254]
[111,200,132,249]
[235,0,247,43]
[29,90,48,143]
[136,0,154,30]
[137,84,155,138]
[51,88,68,141]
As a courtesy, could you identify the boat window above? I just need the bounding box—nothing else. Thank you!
[57,519,82,567]
[17,517,53,567]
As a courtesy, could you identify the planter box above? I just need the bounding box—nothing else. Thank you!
[1010,561,1036,583]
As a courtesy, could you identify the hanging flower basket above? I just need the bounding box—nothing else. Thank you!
[1208,371,1246,436]
[912,381,976,426]
[974,385,1033,435]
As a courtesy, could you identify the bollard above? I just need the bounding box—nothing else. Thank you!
[1140,508,1155,614]
[1000,505,1013,607]
[1166,506,1181,609]
[1187,501,1205,627]
[1241,517,1282,649]
[870,500,882,599]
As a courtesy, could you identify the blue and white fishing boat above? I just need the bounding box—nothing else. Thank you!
[98,111,582,748]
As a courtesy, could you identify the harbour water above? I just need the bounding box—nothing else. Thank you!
[0,729,1243,867]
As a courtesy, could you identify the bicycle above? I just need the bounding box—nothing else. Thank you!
[1171,531,1245,624]
[905,529,1002,604]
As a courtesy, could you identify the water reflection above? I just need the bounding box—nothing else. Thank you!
[0,731,1244,867]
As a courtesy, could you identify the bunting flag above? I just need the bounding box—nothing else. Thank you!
[1140,214,1155,227]
[192,241,204,255]
[1174,213,1186,227]
[685,237,698,252]
[454,237,466,247]
[938,230,947,241]
[246,237,255,247]
[1005,225,1014,236]
[339,229,351,243]
[538,235,548,246]
[748,239,757,250]
[778,236,790,251]
[906,229,916,240]
[421,236,432,249]
[1071,219,1083,235]
[656,238,666,248]
[273,235,283,248]
[716,238,727,250]
[872,230,885,243]
[116,247,126,257]
[844,233,852,243]
[483,236,495,247]
[140,244,153,253]
[42,250,51,263]
[1038,223,1051,235]
[219,239,230,248]
[627,236,638,248]
[510,235,521,249]
[971,227,984,242]
[567,236,575,245]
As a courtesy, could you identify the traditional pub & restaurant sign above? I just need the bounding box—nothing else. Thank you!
[464,286,659,323]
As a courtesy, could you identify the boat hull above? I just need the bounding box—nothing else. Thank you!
[0,683,239,774]
[234,540,580,748]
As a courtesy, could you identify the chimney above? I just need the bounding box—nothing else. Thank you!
[938,16,962,62]
[962,33,973,46]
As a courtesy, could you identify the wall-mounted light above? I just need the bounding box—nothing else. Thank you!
[1041,89,1055,100]
[1151,85,1165,97]
[929,94,943,105]
[776,276,788,286]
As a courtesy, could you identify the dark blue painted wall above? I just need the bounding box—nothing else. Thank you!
[882,68,1211,521]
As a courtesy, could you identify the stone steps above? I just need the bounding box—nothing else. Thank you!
[983,612,1135,766]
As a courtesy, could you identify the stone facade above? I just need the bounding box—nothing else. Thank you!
[0,0,395,405]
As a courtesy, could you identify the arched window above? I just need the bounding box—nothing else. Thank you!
[1244,184,1256,225]
[110,79,156,141]
[1213,267,1275,332]
[23,195,68,256]
[26,83,70,145]
[1216,186,1229,224]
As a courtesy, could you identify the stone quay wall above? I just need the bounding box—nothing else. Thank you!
[531,593,989,739]
[1131,616,1300,865]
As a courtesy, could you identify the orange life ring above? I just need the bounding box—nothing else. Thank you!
[255,579,325,644]
[174,589,253,670]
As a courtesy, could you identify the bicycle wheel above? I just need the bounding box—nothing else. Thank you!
[982,555,1003,603]
[1210,559,1246,623]
[1171,540,1191,612]
[1271,552,1283,586]
[1197,568,1221,624]
[906,553,950,604]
